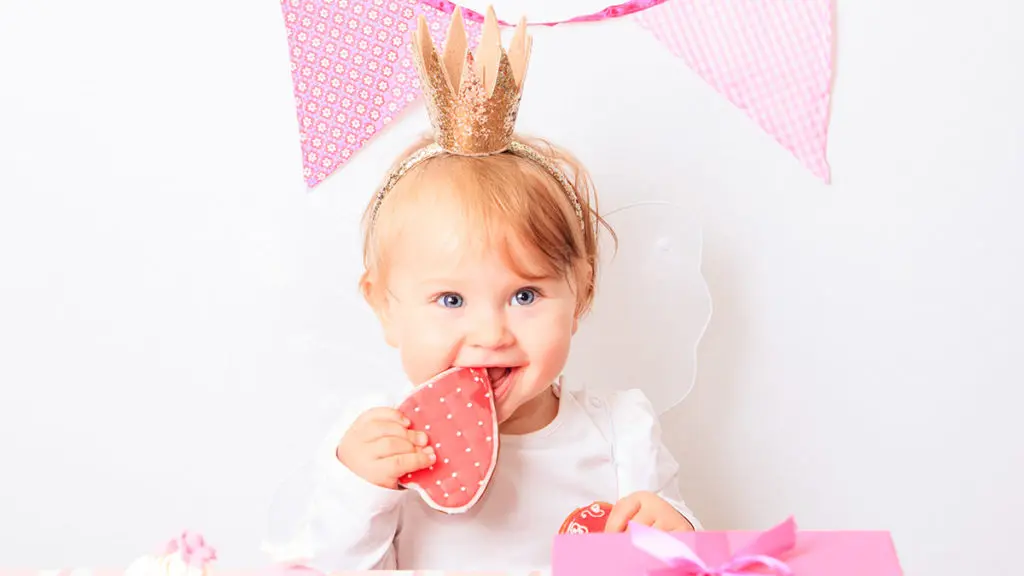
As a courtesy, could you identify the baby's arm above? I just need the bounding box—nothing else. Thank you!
[262,396,415,571]
[607,389,703,530]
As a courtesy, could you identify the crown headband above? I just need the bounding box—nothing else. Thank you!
[369,6,584,229]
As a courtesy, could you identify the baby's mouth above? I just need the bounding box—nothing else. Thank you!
[486,367,514,399]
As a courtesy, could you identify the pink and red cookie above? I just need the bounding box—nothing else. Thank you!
[559,501,614,534]
[396,367,499,514]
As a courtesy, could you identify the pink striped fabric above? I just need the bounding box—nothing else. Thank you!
[634,0,835,181]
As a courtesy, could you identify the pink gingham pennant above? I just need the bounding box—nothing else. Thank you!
[634,0,835,182]
[279,0,481,187]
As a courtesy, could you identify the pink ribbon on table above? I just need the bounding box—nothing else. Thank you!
[164,531,217,568]
[419,0,671,26]
[628,517,797,576]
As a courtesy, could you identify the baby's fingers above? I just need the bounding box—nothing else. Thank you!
[369,435,417,459]
[362,420,428,447]
[381,448,436,479]
[604,496,642,533]
[354,407,410,427]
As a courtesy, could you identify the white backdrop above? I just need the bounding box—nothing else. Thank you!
[1,0,1022,574]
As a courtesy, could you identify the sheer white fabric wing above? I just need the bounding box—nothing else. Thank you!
[564,202,712,414]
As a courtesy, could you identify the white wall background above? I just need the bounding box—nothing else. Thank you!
[1,0,1022,574]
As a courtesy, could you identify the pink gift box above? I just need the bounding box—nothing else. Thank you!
[552,517,903,575]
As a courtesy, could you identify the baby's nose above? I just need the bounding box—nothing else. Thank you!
[467,311,514,349]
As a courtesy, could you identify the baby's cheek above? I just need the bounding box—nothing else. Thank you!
[400,325,460,382]
[535,328,572,377]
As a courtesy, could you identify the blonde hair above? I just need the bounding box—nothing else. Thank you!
[360,134,613,318]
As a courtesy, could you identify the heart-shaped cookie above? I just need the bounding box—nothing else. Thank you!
[396,367,499,514]
[558,501,613,534]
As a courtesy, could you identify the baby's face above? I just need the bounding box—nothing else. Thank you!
[375,208,577,433]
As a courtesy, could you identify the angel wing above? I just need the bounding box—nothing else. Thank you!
[563,201,712,414]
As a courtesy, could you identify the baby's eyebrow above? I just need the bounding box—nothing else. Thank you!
[517,272,557,282]
[506,260,564,282]
[508,268,562,282]
[417,277,462,287]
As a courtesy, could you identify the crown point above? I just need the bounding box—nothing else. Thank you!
[482,5,500,39]
[508,16,531,88]
[450,5,465,30]
[414,15,433,67]
[477,5,503,94]
[415,13,429,38]
[441,7,468,92]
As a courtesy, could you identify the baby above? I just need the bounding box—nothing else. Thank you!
[265,7,699,572]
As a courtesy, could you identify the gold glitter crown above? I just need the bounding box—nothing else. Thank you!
[369,6,583,228]
[413,7,530,155]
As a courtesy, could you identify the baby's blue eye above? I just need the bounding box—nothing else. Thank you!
[511,288,538,306]
[437,293,464,308]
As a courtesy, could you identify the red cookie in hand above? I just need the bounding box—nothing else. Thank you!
[559,501,614,534]
[396,367,499,514]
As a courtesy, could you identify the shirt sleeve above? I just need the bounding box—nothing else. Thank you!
[261,394,406,571]
[605,389,703,530]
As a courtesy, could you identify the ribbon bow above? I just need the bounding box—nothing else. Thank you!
[165,531,217,568]
[629,517,797,576]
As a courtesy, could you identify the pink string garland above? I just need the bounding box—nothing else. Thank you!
[418,0,673,27]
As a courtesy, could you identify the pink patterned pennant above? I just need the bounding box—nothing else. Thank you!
[634,0,835,182]
[280,0,481,187]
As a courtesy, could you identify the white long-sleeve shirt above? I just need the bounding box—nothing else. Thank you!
[262,381,700,572]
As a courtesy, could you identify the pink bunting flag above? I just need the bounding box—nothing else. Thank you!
[634,0,835,182]
[279,0,481,187]
[280,0,835,186]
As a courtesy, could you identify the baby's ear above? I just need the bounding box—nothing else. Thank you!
[361,273,399,348]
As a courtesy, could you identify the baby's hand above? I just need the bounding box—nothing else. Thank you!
[603,491,695,533]
[335,407,436,489]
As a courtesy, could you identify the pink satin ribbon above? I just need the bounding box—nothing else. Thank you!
[629,517,798,575]
[419,0,672,26]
